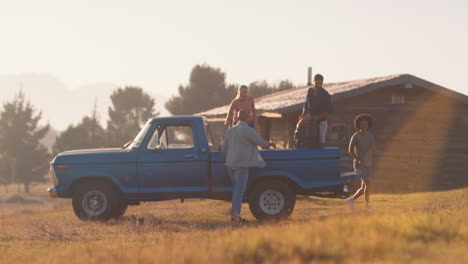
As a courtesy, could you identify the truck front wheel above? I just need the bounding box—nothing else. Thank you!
[112,201,128,219]
[248,180,296,221]
[72,181,123,221]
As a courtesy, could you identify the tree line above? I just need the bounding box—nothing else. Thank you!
[165,64,294,115]
[0,64,296,192]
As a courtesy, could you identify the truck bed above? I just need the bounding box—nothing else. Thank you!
[209,148,342,196]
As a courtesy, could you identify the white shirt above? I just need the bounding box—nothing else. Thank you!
[223,121,270,168]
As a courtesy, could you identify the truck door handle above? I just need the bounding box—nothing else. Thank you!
[184,154,194,158]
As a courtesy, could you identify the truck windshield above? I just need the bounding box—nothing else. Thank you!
[127,122,152,148]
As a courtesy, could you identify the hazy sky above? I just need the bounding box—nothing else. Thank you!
[1,0,467,100]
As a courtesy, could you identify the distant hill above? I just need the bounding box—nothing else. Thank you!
[0,73,169,131]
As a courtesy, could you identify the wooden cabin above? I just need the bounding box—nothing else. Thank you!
[198,74,468,192]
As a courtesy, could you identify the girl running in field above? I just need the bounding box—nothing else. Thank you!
[346,114,376,210]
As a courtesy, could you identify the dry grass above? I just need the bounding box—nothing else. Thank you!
[0,184,467,263]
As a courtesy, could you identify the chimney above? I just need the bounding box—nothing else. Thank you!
[307,67,312,85]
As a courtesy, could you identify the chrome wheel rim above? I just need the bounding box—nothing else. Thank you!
[259,189,285,215]
[82,190,108,216]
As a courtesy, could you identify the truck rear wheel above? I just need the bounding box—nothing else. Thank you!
[72,181,122,221]
[248,180,296,221]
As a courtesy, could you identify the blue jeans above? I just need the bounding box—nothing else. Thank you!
[228,167,249,217]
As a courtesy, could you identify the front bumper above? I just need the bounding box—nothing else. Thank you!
[47,187,58,198]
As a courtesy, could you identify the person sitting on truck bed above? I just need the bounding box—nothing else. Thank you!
[223,109,272,226]
[346,114,376,210]
[224,85,257,129]
[293,116,319,149]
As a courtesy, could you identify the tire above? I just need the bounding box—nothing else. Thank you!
[112,201,128,219]
[248,180,296,221]
[72,181,123,222]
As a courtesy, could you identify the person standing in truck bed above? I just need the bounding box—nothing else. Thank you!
[300,74,333,148]
[225,85,257,129]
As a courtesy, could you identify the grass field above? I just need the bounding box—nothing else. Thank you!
[0,184,467,263]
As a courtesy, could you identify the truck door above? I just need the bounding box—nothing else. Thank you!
[137,122,209,199]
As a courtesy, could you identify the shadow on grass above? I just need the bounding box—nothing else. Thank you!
[105,195,371,232]
[107,214,231,231]
[3,194,42,204]
[299,195,343,206]
[108,213,273,232]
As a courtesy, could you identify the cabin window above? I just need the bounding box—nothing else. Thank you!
[391,94,405,104]
[327,122,347,142]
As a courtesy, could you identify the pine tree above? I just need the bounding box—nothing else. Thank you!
[107,86,158,147]
[0,92,50,192]
[165,64,236,115]
[53,104,107,154]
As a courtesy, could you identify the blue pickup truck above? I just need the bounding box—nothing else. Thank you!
[48,116,354,221]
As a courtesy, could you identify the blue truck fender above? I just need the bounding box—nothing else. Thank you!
[251,169,302,190]
[66,175,125,197]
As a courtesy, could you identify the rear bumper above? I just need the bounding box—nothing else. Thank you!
[300,173,358,198]
[341,171,357,182]
[340,171,358,198]
[47,187,58,198]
